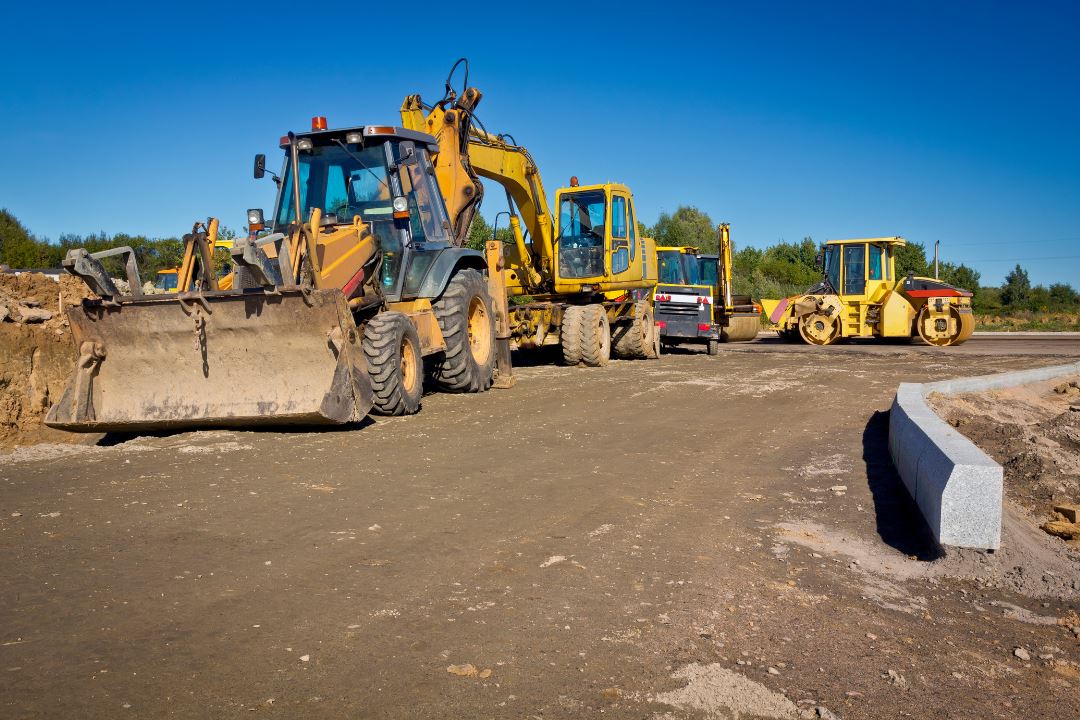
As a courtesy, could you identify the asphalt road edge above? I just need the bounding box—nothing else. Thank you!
[888,360,1080,550]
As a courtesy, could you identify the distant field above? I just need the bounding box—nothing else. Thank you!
[976,312,1080,332]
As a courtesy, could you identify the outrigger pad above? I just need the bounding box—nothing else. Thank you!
[45,288,373,432]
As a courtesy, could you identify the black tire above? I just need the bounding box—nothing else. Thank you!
[362,312,423,416]
[430,269,495,392]
[561,305,586,365]
[613,300,654,359]
[581,304,611,367]
[706,339,720,356]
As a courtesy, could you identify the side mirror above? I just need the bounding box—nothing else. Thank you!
[815,252,823,271]
[254,154,266,179]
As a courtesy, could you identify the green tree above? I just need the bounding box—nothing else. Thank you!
[894,241,929,277]
[649,206,717,253]
[1048,282,1078,310]
[464,214,515,252]
[1000,264,1031,308]
[0,209,47,268]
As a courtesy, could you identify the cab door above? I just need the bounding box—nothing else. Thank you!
[609,192,631,277]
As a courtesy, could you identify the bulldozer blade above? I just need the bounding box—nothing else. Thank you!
[45,288,373,432]
[721,313,761,342]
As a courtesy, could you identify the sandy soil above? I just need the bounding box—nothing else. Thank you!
[0,272,96,448]
[3,344,1080,719]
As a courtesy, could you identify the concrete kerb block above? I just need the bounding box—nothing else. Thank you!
[888,361,1080,551]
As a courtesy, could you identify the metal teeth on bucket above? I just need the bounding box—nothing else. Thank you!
[45,288,373,432]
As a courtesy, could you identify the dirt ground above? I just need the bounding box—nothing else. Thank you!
[3,341,1080,719]
[0,273,94,448]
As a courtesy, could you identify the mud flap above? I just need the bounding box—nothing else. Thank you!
[45,288,373,432]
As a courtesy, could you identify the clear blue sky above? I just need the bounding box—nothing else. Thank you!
[2,1,1077,286]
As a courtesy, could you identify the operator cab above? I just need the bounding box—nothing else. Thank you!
[820,237,900,301]
[555,181,640,283]
[257,121,459,301]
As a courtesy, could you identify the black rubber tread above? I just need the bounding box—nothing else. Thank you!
[613,300,653,359]
[706,339,720,356]
[362,312,422,416]
[580,304,611,367]
[430,269,495,393]
[561,305,586,366]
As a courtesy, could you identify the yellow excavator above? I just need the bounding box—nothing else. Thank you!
[400,61,659,365]
[47,115,504,431]
[760,236,974,346]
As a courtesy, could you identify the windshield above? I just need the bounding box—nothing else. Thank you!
[276,143,391,226]
[657,250,702,286]
[558,190,606,278]
[823,245,841,291]
[154,272,178,292]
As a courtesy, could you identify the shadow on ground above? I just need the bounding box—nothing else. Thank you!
[863,410,943,561]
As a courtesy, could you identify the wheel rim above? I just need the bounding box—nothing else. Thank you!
[467,296,493,365]
[401,336,420,393]
[800,313,838,345]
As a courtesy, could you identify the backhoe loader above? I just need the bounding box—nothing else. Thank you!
[654,224,760,354]
[46,121,501,432]
[760,236,974,346]
[400,66,659,366]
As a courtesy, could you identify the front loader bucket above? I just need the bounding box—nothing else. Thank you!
[45,288,373,433]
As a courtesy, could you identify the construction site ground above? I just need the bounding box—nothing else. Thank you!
[3,338,1080,719]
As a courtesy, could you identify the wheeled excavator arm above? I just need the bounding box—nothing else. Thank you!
[400,86,553,293]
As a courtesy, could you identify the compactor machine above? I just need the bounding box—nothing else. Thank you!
[400,63,659,366]
[47,120,501,432]
[654,223,760,354]
[760,236,974,346]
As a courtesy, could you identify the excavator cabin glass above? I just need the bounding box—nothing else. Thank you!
[557,190,606,278]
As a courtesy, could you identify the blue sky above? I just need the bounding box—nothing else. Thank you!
[1,1,1077,286]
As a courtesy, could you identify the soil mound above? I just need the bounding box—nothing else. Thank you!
[0,272,94,449]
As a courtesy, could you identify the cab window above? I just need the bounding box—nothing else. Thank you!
[628,201,637,260]
[843,244,866,295]
[611,196,627,238]
[557,190,606,278]
[868,244,884,281]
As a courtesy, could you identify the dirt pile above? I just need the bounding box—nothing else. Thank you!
[0,272,94,449]
[928,378,1080,598]
[929,378,1080,521]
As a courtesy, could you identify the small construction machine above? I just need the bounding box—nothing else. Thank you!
[47,120,502,432]
[760,236,974,346]
[401,63,659,366]
[654,224,760,354]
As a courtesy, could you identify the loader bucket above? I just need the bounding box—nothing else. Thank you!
[45,288,373,433]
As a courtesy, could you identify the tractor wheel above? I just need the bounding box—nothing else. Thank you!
[362,312,423,416]
[561,305,586,365]
[430,269,495,392]
[613,300,654,359]
[706,339,720,356]
[581,304,612,367]
[916,305,975,347]
[799,312,840,346]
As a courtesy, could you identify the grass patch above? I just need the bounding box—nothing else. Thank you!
[975,312,1080,332]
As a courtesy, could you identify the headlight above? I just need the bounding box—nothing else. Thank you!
[392,197,409,213]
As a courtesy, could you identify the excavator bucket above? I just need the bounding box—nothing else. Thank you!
[45,288,373,432]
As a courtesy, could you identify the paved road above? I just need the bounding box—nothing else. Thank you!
[733,331,1080,356]
[2,348,1078,719]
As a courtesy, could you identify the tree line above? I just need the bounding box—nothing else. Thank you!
[4,206,1076,315]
